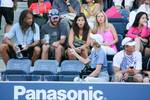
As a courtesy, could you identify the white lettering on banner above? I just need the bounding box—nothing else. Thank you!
[14,86,104,100]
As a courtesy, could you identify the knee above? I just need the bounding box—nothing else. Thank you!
[133,74,143,82]
[42,45,49,52]
[67,48,74,56]
[143,77,150,83]
[55,45,64,54]
[34,46,41,55]
[0,44,8,53]
[114,72,123,82]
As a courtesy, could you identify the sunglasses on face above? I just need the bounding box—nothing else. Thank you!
[51,17,60,21]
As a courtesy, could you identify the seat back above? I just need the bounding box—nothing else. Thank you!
[117,34,123,51]
[108,18,128,36]
[58,60,85,81]
[31,60,58,81]
[34,60,58,74]
[6,59,31,73]
[2,59,31,81]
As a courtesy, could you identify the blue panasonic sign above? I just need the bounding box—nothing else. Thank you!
[14,85,104,100]
[0,82,150,100]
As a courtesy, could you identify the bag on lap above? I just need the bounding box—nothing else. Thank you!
[79,64,95,79]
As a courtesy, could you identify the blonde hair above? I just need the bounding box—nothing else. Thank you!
[95,10,109,31]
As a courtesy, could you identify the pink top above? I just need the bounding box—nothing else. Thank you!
[127,26,150,39]
[97,30,117,52]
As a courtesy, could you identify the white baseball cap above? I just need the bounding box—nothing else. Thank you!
[90,33,103,45]
[122,37,136,46]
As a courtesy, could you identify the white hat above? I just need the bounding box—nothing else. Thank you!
[90,33,103,45]
[122,37,136,46]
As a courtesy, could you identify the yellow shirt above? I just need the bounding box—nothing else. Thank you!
[81,4,96,17]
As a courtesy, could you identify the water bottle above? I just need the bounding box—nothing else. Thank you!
[16,45,23,59]
[44,34,49,44]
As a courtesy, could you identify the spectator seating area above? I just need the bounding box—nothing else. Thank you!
[0,1,149,83]
[1,59,113,81]
[0,17,128,81]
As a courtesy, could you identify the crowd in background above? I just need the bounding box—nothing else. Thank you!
[0,0,150,82]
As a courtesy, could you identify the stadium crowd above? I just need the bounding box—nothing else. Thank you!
[0,0,150,82]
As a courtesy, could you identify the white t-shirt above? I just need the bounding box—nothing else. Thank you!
[0,0,14,8]
[113,50,142,70]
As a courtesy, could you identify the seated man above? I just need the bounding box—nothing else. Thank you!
[40,9,69,63]
[52,0,80,21]
[113,37,143,82]
[52,0,80,15]
[0,10,41,65]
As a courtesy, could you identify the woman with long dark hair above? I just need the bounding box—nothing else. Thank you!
[127,11,150,52]
[67,13,91,59]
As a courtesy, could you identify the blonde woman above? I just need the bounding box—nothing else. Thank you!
[93,11,118,55]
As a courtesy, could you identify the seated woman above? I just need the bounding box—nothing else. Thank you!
[93,11,118,55]
[81,0,102,29]
[67,13,91,60]
[70,33,109,82]
[126,12,150,52]
[29,0,52,27]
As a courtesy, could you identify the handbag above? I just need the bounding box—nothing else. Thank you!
[79,64,95,79]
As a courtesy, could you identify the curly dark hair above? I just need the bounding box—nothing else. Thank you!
[19,10,36,33]
[72,13,90,41]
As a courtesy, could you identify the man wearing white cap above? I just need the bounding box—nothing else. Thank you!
[113,37,143,82]
[70,33,109,82]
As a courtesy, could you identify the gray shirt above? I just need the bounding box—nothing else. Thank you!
[4,23,40,45]
[52,0,80,15]
[40,19,69,44]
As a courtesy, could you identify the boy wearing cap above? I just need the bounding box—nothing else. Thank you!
[113,37,143,82]
[40,9,69,63]
[70,34,109,82]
